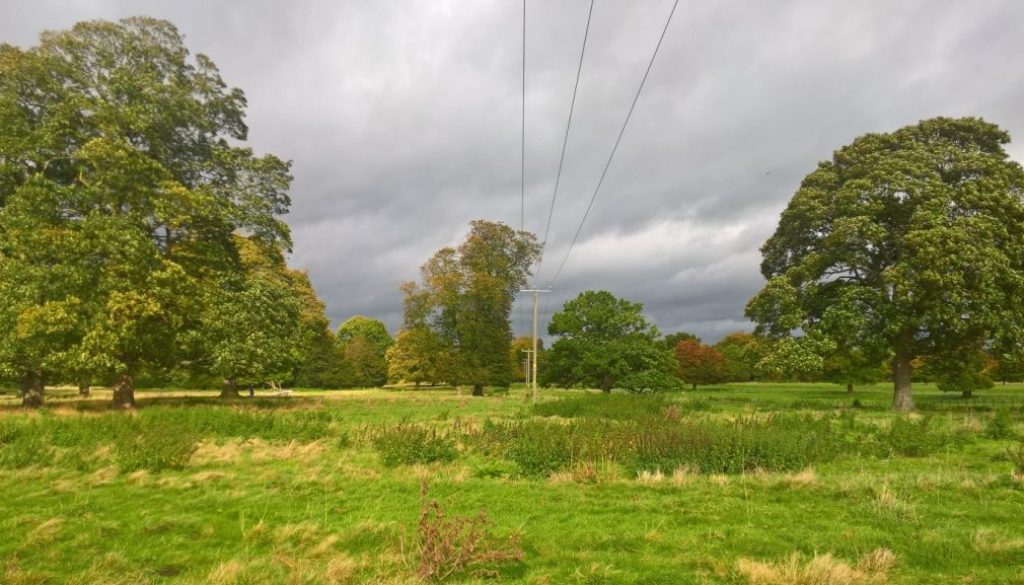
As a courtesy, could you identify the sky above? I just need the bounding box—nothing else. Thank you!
[3,0,1023,342]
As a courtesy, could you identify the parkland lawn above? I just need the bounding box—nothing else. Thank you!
[2,383,1023,584]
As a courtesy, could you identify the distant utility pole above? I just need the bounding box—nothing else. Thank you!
[520,349,534,386]
[520,288,550,402]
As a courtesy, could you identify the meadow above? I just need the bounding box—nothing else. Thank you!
[1,383,1023,584]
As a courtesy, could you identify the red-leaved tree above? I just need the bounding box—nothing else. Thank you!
[674,340,728,389]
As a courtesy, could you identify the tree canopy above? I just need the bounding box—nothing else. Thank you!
[399,220,540,395]
[747,117,1024,410]
[542,290,677,393]
[0,18,303,406]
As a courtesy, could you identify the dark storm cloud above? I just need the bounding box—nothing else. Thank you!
[3,0,1023,342]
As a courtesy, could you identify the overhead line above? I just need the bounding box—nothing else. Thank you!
[519,0,527,335]
[547,0,681,290]
[533,0,595,287]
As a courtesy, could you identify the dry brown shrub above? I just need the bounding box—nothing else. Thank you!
[407,482,524,581]
[736,548,896,585]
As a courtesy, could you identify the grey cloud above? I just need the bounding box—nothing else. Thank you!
[3,0,1023,343]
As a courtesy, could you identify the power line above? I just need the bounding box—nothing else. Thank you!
[547,0,680,290]
[520,0,526,234]
[533,0,595,287]
[518,0,527,335]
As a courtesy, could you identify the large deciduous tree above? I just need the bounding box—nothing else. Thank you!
[673,339,727,389]
[542,291,677,393]
[399,221,540,396]
[747,117,1024,411]
[0,18,294,406]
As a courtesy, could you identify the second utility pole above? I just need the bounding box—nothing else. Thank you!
[520,288,550,402]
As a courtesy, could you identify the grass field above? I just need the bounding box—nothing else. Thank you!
[2,383,1024,584]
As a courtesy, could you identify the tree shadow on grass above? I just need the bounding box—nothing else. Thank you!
[0,391,323,413]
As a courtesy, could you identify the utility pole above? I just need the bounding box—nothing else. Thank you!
[520,289,550,402]
[520,349,534,386]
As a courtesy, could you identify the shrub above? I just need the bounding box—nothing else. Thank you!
[410,483,523,581]
[373,424,457,466]
[985,410,1018,441]
[470,414,855,476]
[882,416,964,457]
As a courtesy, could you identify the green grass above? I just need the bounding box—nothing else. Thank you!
[1,383,1024,583]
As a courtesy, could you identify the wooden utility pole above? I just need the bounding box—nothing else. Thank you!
[520,289,550,402]
[520,349,534,386]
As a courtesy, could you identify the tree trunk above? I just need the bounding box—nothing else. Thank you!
[600,375,613,393]
[78,382,90,397]
[20,370,44,408]
[691,382,697,390]
[248,385,255,398]
[962,389,973,399]
[111,373,136,409]
[220,378,240,399]
[892,353,914,411]
[472,383,484,396]
[846,383,854,394]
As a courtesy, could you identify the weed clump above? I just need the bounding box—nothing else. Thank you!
[113,418,198,472]
[409,482,523,581]
[373,424,457,466]
[735,548,896,585]
[882,416,965,457]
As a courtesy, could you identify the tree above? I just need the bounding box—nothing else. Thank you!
[386,327,449,388]
[713,332,766,382]
[673,339,728,389]
[660,331,700,352]
[0,18,294,407]
[931,347,994,399]
[542,291,677,393]
[400,221,540,396]
[337,316,394,355]
[199,239,305,398]
[336,316,392,388]
[746,117,1024,411]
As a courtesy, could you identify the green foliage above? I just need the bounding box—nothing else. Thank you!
[747,117,1024,410]
[343,335,389,388]
[372,424,458,466]
[470,414,855,476]
[659,331,700,351]
[337,316,394,355]
[0,17,302,407]
[387,327,450,386]
[113,418,198,472]
[985,410,1018,441]
[755,336,830,382]
[713,332,766,382]
[543,291,677,393]
[884,416,965,457]
[399,221,541,392]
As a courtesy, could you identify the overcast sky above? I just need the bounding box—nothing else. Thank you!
[3,0,1023,342]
